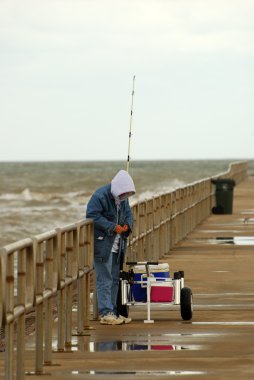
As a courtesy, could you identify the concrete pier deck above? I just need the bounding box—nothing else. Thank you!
[3,176,254,379]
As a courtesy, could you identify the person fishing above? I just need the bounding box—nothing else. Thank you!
[86,169,136,325]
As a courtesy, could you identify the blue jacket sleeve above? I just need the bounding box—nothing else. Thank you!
[86,193,116,234]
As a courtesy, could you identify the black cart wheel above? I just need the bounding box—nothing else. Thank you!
[118,303,129,318]
[180,287,193,320]
[117,282,129,317]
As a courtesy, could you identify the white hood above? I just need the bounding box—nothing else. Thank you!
[111,170,136,199]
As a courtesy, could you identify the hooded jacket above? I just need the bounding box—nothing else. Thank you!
[86,170,135,261]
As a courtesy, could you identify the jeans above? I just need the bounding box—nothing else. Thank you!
[94,252,121,316]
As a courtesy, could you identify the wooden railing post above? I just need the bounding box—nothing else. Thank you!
[16,248,26,380]
[5,249,14,380]
[83,221,93,329]
[34,239,44,374]
[44,238,53,365]
[57,229,65,352]
[77,224,85,333]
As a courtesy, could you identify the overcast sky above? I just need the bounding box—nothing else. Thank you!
[1,0,254,161]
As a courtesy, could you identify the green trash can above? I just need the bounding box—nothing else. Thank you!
[211,178,236,214]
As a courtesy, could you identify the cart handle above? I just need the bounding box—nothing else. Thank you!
[126,261,159,266]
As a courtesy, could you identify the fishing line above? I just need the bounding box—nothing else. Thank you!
[126,75,135,173]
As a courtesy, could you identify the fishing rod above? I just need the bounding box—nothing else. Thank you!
[116,75,136,319]
[126,75,135,173]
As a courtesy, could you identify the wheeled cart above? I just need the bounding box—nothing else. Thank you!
[120,261,193,323]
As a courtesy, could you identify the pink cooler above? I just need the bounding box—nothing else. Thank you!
[151,285,173,303]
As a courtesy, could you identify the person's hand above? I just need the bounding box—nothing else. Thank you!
[114,224,124,234]
[122,224,129,232]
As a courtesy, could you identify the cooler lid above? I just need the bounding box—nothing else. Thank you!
[133,263,169,273]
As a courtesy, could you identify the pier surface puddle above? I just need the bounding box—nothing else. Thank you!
[90,341,202,352]
[192,321,254,326]
[39,333,208,353]
[69,370,206,376]
[191,236,254,245]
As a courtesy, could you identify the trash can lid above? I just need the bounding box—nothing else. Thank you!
[211,178,236,186]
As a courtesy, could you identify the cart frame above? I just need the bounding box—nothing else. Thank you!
[120,261,193,323]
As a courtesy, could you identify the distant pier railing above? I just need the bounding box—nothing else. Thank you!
[127,161,247,261]
[0,161,248,379]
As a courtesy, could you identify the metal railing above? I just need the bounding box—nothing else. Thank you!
[127,161,248,261]
[0,161,248,379]
[0,220,94,380]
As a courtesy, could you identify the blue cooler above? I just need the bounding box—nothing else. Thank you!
[131,263,170,302]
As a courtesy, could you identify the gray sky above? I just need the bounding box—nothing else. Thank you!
[1,0,254,161]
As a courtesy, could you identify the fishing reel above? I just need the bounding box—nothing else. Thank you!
[120,268,135,285]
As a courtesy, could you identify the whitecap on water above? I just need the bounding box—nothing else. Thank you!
[22,188,33,201]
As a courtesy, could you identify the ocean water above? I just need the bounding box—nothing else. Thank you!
[0,160,252,248]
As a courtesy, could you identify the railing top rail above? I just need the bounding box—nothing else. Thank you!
[0,237,33,255]
[78,218,93,226]
[56,218,93,234]
[130,161,247,208]
[33,229,57,243]
[56,223,79,233]
[211,160,247,179]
